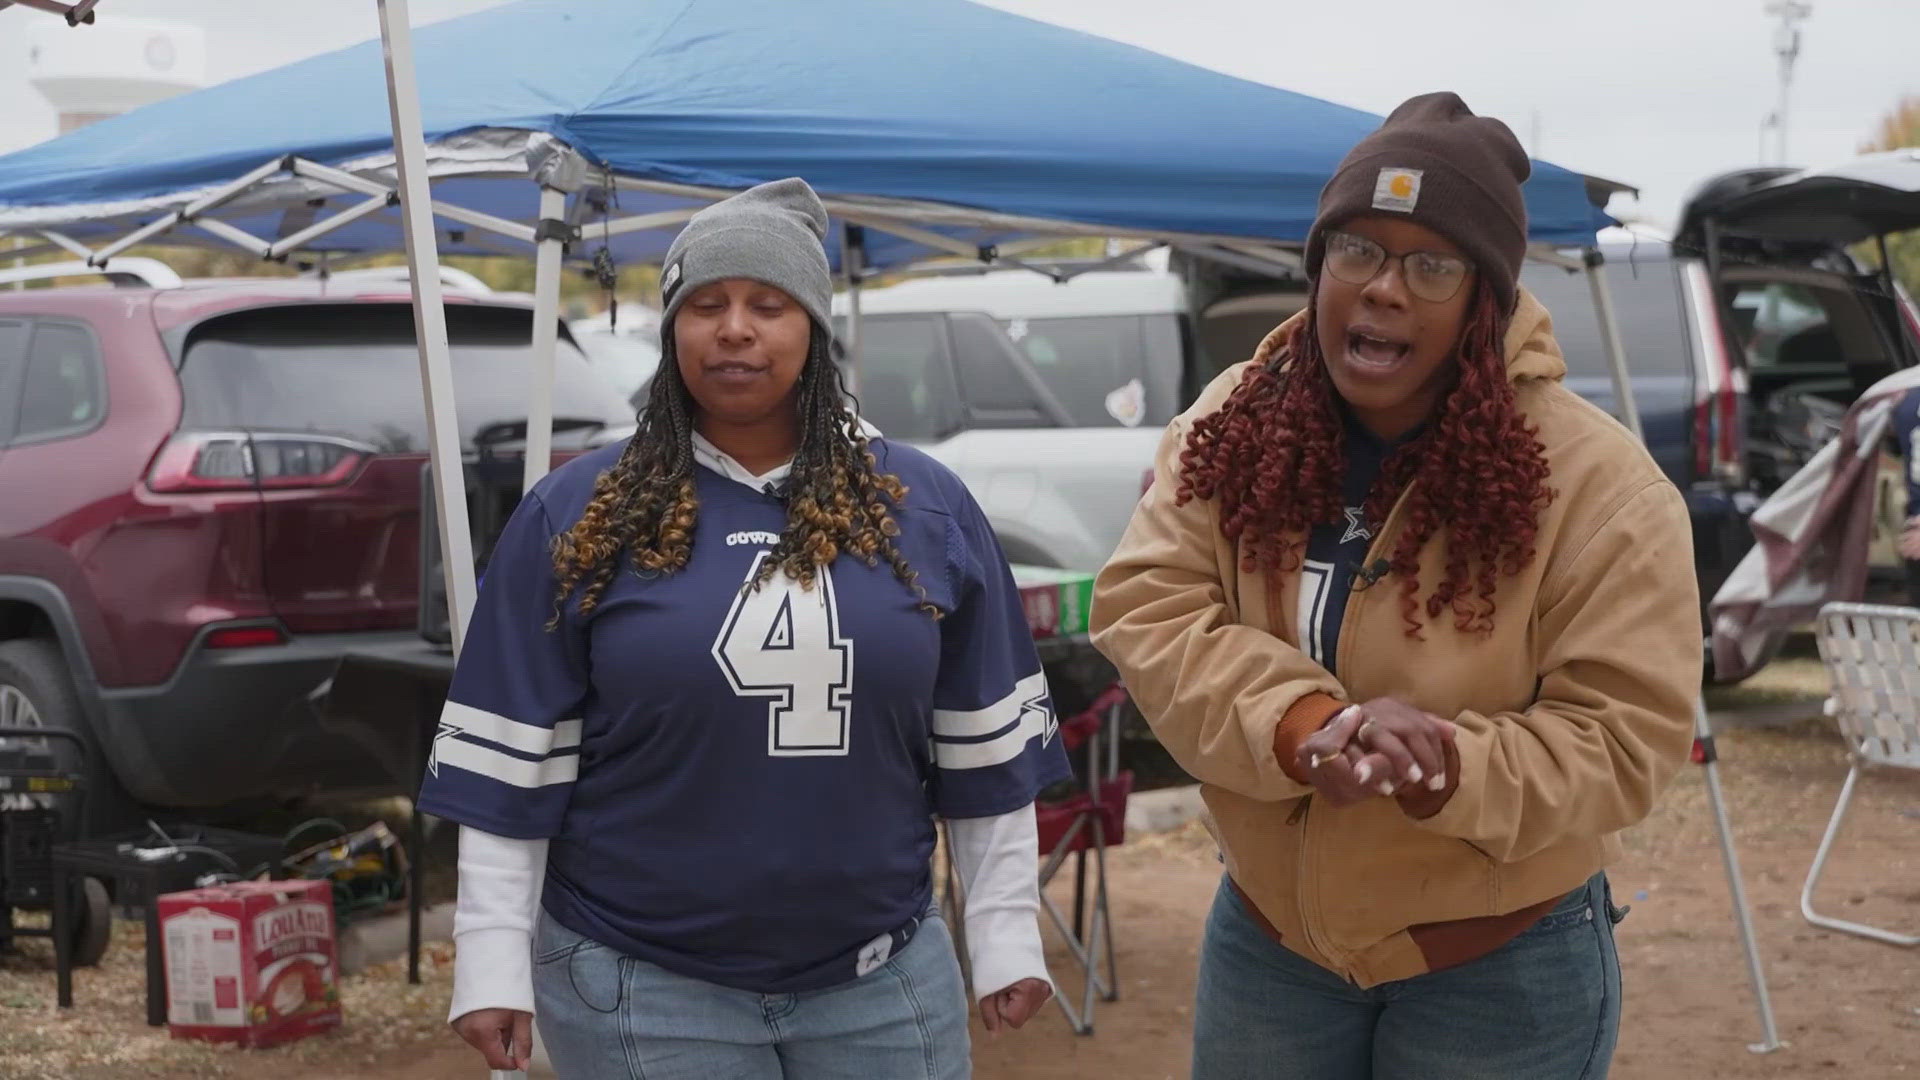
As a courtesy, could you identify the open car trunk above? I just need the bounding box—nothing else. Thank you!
[1677,151,1920,595]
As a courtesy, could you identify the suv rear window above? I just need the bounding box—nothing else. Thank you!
[1518,257,1689,379]
[179,304,631,451]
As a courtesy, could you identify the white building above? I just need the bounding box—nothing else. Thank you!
[25,14,205,133]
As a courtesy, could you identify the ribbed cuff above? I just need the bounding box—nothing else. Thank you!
[964,907,1051,1001]
[1273,692,1348,785]
[448,926,535,1022]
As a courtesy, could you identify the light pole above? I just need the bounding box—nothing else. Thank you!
[1764,0,1812,165]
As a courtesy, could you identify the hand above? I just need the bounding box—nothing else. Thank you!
[980,978,1053,1035]
[1345,697,1455,795]
[1899,516,1920,561]
[452,1007,534,1072]
[1295,701,1454,807]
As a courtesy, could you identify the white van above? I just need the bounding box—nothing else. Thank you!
[832,257,1305,570]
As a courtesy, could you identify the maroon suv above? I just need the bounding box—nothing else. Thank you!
[0,276,631,812]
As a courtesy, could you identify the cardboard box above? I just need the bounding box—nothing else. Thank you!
[157,878,343,1048]
[1012,565,1096,640]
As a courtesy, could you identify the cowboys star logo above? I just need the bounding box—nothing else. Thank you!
[426,719,463,778]
[1341,506,1373,544]
[855,932,894,977]
[1023,691,1057,746]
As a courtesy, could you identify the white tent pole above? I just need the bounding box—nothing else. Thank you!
[523,185,565,494]
[1582,249,1643,441]
[377,0,477,655]
[1583,245,1780,1053]
[841,222,863,397]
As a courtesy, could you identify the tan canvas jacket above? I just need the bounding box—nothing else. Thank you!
[1090,289,1700,986]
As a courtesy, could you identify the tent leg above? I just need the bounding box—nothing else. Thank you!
[524,185,565,494]
[1592,235,1780,1053]
[377,0,478,653]
[841,223,864,398]
[1696,699,1785,1053]
[1583,248,1643,441]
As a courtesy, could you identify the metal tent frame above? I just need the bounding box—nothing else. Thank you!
[0,0,100,25]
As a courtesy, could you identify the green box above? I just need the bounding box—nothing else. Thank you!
[1011,564,1096,639]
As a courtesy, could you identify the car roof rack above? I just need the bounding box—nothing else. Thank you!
[304,265,494,293]
[0,257,183,290]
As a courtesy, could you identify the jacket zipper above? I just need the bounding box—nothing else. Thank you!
[1332,480,1417,675]
[1292,793,1339,965]
[1293,481,1419,974]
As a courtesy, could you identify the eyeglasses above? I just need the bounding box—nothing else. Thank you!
[1321,230,1473,304]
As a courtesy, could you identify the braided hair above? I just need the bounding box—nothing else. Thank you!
[1176,279,1554,636]
[550,324,933,623]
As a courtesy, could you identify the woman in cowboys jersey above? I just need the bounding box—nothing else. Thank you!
[423,178,1070,1079]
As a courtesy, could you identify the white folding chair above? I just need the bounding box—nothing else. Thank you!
[1806,602,1920,946]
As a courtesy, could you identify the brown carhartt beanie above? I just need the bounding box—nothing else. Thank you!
[1303,92,1531,315]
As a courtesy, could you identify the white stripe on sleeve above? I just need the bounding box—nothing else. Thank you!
[435,738,580,788]
[442,700,582,755]
[932,671,1049,739]
[933,693,1053,772]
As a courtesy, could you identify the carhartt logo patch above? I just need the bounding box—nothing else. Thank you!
[661,258,684,300]
[1372,168,1423,213]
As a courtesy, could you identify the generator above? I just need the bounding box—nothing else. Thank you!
[0,725,111,968]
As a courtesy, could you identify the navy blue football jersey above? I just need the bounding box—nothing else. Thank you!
[416,438,1069,993]
[1297,419,1407,675]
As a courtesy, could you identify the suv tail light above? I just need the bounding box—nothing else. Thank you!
[147,432,373,493]
[204,625,288,649]
[1685,266,1745,487]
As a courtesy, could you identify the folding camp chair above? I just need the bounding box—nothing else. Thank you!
[1031,681,1133,1034]
[939,681,1134,1033]
[1806,602,1920,946]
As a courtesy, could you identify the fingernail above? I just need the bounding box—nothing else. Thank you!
[1355,762,1372,784]
[1309,752,1328,769]
[1377,780,1396,796]
[1428,773,1447,791]
[1406,764,1423,785]
[1338,705,1360,723]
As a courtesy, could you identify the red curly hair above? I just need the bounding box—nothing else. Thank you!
[1177,280,1554,636]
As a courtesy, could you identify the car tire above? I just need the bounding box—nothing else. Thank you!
[0,638,128,831]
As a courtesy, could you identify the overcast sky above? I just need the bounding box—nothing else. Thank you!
[1,0,1914,229]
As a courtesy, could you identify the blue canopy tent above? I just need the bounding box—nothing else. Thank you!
[0,0,1618,269]
[0,0,1651,610]
[0,0,1644,500]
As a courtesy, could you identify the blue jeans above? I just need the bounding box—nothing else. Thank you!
[531,907,970,1080]
[1194,873,1624,1079]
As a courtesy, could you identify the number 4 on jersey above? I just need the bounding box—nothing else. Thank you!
[713,551,855,757]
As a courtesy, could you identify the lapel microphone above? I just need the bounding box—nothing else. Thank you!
[1353,558,1392,588]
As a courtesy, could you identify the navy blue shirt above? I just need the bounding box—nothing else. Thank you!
[1296,420,1409,675]
[417,438,1070,994]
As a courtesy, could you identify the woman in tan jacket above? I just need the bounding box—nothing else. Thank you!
[1090,93,1700,1079]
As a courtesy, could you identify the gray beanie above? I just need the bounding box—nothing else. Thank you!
[659,177,834,335]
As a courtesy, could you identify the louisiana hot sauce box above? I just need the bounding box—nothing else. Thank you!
[157,878,344,1048]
